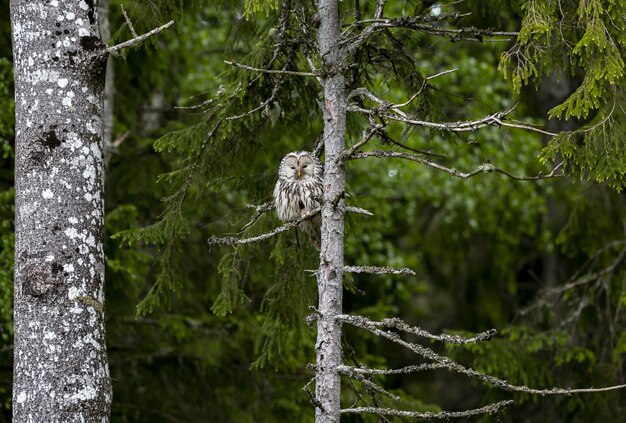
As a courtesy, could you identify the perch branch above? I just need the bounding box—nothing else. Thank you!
[208,207,321,247]
[108,20,175,54]
[341,400,514,419]
[343,266,415,276]
[351,151,564,181]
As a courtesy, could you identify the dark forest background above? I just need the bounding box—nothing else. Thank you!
[1,1,625,421]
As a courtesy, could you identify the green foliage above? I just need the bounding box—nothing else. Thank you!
[243,0,280,18]
[500,0,626,191]
[539,104,626,191]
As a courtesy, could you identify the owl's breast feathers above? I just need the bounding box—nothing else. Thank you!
[273,176,322,222]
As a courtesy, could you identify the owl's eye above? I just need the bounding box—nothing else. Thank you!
[290,166,296,170]
[302,165,308,168]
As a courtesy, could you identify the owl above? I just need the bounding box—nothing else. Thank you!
[274,151,324,250]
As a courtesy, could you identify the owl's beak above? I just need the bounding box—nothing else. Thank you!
[297,168,301,179]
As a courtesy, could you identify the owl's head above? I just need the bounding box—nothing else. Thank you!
[278,151,321,181]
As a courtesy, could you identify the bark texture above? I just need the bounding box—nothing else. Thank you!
[10,0,112,421]
[316,1,347,422]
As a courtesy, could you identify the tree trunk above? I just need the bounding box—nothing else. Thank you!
[316,1,347,422]
[10,1,112,421]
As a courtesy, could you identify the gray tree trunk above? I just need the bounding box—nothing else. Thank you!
[10,0,112,421]
[316,1,347,422]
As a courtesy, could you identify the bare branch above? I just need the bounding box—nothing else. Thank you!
[343,266,415,276]
[349,102,519,132]
[120,4,138,38]
[337,363,448,375]
[343,13,514,55]
[338,314,496,344]
[426,67,459,81]
[303,378,325,411]
[240,202,275,232]
[549,246,626,294]
[338,367,401,401]
[208,207,320,247]
[108,20,175,54]
[345,206,374,216]
[341,400,514,419]
[224,61,317,78]
[343,315,626,396]
[234,202,371,235]
[351,151,565,181]
[338,124,384,162]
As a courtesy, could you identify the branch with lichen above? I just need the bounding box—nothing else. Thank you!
[341,400,514,419]
[338,314,496,344]
[341,314,626,396]
[209,205,372,247]
[343,266,415,276]
[351,151,564,181]
[107,20,175,54]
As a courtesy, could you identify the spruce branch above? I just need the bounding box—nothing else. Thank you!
[343,266,415,276]
[107,20,175,54]
[351,151,565,181]
[341,400,514,419]
[342,315,626,396]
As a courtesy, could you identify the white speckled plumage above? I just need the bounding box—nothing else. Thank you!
[274,151,324,249]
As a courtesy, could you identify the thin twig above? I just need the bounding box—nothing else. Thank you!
[549,247,626,293]
[338,124,384,162]
[425,67,459,81]
[303,378,325,411]
[120,4,138,38]
[346,206,374,216]
[224,61,317,77]
[338,367,401,401]
[240,202,275,232]
[108,20,175,54]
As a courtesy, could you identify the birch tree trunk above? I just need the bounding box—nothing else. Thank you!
[10,0,112,421]
[316,1,347,421]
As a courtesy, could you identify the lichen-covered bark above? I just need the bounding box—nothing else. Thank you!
[316,1,346,422]
[10,0,112,421]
